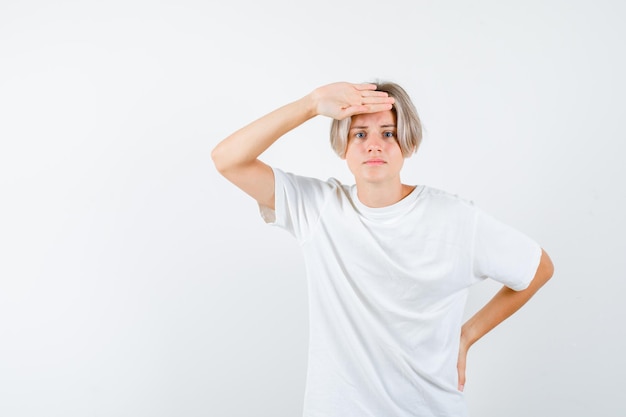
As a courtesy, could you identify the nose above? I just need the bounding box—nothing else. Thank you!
[367,135,383,152]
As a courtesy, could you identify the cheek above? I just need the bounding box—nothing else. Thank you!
[344,148,364,169]
[384,141,402,153]
[344,142,362,156]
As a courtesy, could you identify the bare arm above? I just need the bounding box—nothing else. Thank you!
[210,82,394,209]
[457,248,554,391]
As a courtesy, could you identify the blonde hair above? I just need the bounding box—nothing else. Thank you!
[330,81,422,158]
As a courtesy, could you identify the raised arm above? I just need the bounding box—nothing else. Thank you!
[456,249,554,391]
[210,82,394,209]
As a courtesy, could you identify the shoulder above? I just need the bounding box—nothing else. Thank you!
[420,185,476,213]
[272,167,349,205]
[410,186,482,239]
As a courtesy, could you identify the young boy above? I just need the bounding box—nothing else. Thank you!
[211,81,554,417]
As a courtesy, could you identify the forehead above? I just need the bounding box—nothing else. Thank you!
[350,110,396,128]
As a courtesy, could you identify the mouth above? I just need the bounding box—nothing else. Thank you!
[364,159,386,166]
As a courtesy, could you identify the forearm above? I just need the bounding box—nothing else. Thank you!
[461,249,554,348]
[212,82,395,174]
[211,94,317,173]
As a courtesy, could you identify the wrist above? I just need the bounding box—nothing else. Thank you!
[304,88,322,117]
[460,322,479,350]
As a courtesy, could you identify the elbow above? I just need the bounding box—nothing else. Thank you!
[211,141,256,177]
[211,143,228,175]
[540,248,555,282]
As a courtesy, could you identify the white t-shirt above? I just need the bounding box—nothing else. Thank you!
[260,168,542,417]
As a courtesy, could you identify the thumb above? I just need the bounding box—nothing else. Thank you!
[335,104,369,120]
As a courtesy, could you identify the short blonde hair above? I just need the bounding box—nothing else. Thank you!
[330,81,422,158]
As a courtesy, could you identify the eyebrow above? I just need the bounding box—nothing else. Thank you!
[349,124,397,130]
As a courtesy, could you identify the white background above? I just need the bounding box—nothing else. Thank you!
[1,1,624,416]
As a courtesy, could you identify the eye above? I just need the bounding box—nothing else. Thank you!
[355,132,366,139]
[383,131,396,138]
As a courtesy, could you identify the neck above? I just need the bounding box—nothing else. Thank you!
[355,179,414,208]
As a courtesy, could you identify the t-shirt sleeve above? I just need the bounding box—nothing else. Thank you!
[259,167,334,242]
[471,208,543,291]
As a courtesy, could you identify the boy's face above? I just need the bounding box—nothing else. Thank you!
[344,110,404,185]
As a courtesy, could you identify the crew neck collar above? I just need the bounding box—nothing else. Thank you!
[350,184,424,221]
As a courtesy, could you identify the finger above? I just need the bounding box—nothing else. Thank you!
[337,105,369,119]
[361,96,395,105]
[457,357,466,392]
[337,104,391,119]
[354,83,378,91]
[457,367,466,392]
[361,90,390,98]
[332,105,364,120]
[361,103,394,114]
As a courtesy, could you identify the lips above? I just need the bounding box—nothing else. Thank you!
[364,158,386,165]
